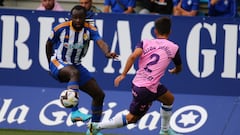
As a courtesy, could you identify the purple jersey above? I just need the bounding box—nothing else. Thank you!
[132,38,179,93]
[48,21,101,65]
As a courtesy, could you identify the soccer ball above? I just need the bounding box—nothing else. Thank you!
[59,89,79,108]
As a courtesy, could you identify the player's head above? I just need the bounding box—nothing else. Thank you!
[79,0,92,11]
[70,5,87,31]
[41,0,55,10]
[154,17,171,36]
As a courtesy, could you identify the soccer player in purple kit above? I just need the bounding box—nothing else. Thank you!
[88,17,183,135]
[45,5,118,135]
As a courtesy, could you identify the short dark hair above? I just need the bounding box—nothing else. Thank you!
[70,5,87,16]
[154,17,171,35]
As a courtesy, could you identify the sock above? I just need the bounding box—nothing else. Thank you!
[97,114,128,129]
[160,104,172,131]
[67,81,79,90]
[91,105,103,122]
[71,104,79,112]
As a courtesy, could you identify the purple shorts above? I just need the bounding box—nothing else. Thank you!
[129,84,168,117]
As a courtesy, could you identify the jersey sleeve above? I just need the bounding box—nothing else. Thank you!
[90,28,101,42]
[104,0,111,6]
[48,21,70,44]
[128,0,136,7]
[47,24,63,44]
[173,0,180,6]
[172,49,182,66]
[192,0,200,10]
[85,22,101,42]
[135,41,143,49]
[47,30,58,44]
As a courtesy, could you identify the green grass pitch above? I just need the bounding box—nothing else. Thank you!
[0,129,122,135]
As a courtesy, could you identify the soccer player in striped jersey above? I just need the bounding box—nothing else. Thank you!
[45,5,118,135]
[88,17,182,135]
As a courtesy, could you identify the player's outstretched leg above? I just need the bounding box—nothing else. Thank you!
[159,128,183,135]
[86,114,128,135]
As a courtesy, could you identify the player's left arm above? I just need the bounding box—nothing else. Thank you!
[88,23,118,59]
[169,49,182,74]
[96,39,118,59]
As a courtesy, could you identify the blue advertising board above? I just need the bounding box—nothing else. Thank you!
[0,8,240,135]
[0,86,240,135]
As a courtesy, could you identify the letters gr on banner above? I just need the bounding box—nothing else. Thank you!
[0,9,240,96]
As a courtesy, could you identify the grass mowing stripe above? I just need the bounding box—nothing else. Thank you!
[0,129,85,135]
[0,129,122,135]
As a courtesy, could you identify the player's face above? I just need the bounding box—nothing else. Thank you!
[42,0,55,10]
[79,0,92,11]
[71,9,86,31]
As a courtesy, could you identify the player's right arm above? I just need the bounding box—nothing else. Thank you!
[45,23,64,64]
[45,40,54,64]
[114,47,143,87]
[122,48,142,76]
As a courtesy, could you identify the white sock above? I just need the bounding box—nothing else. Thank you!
[160,104,172,131]
[97,114,128,129]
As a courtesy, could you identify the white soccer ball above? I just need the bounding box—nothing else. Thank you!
[59,89,79,108]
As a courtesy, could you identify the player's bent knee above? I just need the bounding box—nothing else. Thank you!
[69,69,80,77]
